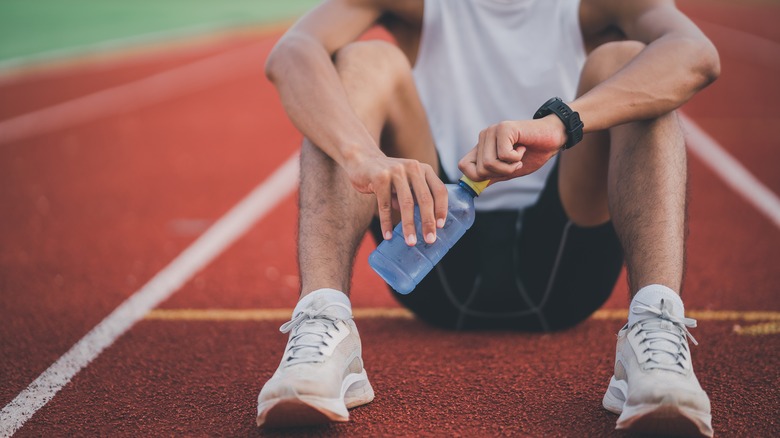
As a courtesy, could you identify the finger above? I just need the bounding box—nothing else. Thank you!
[408,163,437,243]
[496,122,524,162]
[481,130,520,176]
[425,166,449,229]
[477,126,515,180]
[374,175,394,240]
[458,148,479,181]
[513,146,527,173]
[474,128,492,181]
[482,127,499,164]
[392,172,417,246]
[484,156,521,177]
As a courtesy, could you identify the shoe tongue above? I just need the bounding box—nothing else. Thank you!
[629,298,687,369]
[629,298,684,327]
[297,300,351,321]
[629,286,684,327]
[293,289,352,320]
[284,291,352,364]
[288,305,348,360]
[291,299,351,341]
[318,302,352,320]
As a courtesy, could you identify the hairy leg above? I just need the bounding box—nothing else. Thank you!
[298,41,438,297]
[559,41,687,296]
[608,114,687,294]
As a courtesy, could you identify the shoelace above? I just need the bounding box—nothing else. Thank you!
[631,299,698,374]
[278,302,352,366]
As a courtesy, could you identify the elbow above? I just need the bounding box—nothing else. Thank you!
[264,34,321,83]
[695,39,721,88]
[705,45,721,84]
[264,40,288,83]
[264,52,277,83]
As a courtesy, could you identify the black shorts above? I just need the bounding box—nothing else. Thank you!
[369,160,623,332]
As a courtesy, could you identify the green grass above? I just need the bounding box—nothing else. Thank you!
[0,0,319,61]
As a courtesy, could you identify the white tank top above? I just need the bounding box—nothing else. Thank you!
[413,0,586,211]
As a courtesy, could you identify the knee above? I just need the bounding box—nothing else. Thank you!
[300,138,335,171]
[578,41,646,95]
[335,40,410,70]
[334,40,412,87]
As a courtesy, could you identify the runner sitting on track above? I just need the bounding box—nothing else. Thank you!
[257,0,720,435]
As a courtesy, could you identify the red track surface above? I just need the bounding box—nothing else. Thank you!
[1,1,778,436]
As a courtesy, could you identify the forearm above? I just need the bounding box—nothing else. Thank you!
[266,35,381,168]
[571,34,720,132]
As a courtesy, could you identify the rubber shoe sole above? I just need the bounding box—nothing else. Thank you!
[257,370,374,428]
[603,376,713,437]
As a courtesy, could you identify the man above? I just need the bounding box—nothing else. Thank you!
[257,0,720,435]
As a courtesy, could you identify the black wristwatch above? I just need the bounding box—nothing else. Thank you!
[533,97,584,149]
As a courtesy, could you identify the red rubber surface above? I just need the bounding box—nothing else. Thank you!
[1,1,778,436]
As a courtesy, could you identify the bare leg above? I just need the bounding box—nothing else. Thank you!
[538,42,708,438]
[259,41,440,426]
[608,114,686,294]
[298,41,438,298]
[559,41,687,296]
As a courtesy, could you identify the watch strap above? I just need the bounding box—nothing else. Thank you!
[533,97,584,149]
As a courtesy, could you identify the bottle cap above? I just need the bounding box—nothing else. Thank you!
[458,176,490,196]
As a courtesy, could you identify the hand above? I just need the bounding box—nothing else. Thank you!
[458,115,567,183]
[347,151,448,247]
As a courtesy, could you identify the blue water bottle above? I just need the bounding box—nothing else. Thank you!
[368,176,489,294]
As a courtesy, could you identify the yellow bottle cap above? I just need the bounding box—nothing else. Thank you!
[459,176,490,196]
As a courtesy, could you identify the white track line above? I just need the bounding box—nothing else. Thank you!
[681,113,780,230]
[0,154,299,438]
[0,20,262,74]
[0,41,266,145]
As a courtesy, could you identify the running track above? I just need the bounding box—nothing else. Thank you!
[0,1,778,436]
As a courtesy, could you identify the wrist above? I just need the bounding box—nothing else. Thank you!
[342,143,383,168]
[533,97,584,149]
[541,114,568,151]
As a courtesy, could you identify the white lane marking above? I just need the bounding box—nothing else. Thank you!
[0,154,300,437]
[681,113,780,229]
[0,20,262,74]
[0,41,266,145]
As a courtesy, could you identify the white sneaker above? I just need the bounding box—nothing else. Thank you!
[256,298,374,428]
[603,298,713,437]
